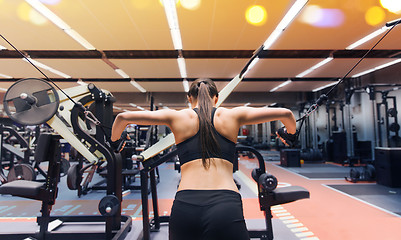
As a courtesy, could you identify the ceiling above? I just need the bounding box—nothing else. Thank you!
[0,0,401,111]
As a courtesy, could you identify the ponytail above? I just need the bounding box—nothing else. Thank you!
[188,79,220,169]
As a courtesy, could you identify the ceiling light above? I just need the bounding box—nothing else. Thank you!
[64,29,96,50]
[346,27,389,49]
[25,0,70,29]
[270,79,292,92]
[263,0,308,50]
[352,59,401,78]
[296,56,333,77]
[130,80,147,93]
[115,69,130,78]
[113,106,122,110]
[182,79,189,92]
[23,58,71,78]
[25,0,96,50]
[0,45,7,50]
[0,73,13,79]
[242,57,260,77]
[162,0,183,50]
[129,103,137,107]
[177,57,187,78]
[0,88,8,91]
[312,80,339,92]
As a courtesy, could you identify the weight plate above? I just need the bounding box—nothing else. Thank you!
[60,158,71,177]
[98,195,120,216]
[66,163,80,190]
[7,163,36,182]
[3,78,59,125]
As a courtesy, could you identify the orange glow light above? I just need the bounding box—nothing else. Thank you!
[365,6,386,26]
[245,5,267,26]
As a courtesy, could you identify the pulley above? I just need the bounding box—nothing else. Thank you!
[3,78,59,125]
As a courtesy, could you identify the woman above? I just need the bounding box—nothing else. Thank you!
[111,78,297,240]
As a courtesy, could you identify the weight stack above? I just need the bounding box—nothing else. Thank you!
[280,149,301,167]
[374,147,401,188]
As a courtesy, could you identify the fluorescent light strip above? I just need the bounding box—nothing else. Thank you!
[177,57,187,78]
[270,79,292,92]
[242,57,260,77]
[130,80,147,93]
[352,59,401,78]
[0,88,8,91]
[23,58,71,78]
[129,103,137,107]
[296,57,333,78]
[263,0,308,50]
[26,0,70,29]
[182,79,189,92]
[115,69,130,78]
[312,80,339,92]
[25,0,95,50]
[163,0,183,50]
[0,73,13,79]
[346,27,389,50]
[64,29,96,50]
[0,45,7,50]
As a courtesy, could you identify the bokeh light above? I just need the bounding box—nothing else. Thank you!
[245,5,267,26]
[17,2,48,26]
[380,0,401,14]
[365,6,386,26]
[17,2,31,21]
[29,8,48,25]
[181,0,201,11]
[300,5,344,28]
[131,0,152,9]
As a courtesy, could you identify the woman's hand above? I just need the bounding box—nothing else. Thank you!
[276,127,297,147]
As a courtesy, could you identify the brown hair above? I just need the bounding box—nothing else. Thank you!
[188,78,220,169]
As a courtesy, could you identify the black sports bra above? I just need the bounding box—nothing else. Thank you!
[176,108,236,166]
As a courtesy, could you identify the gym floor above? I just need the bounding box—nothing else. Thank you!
[1,151,401,240]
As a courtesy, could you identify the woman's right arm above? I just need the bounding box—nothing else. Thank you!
[111,109,176,142]
[233,106,296,134]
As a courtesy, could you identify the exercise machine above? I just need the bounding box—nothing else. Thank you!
[0,78,131,240]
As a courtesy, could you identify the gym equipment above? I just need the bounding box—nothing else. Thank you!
[3,78,59,125]
[300,148,323,162]
[6,163,36,182]
[0,79,131,239]
[375,147,401,187]
[99,195,120,217]
[280,149,301,167]
[346,164,376,183]
[237,146,310,240]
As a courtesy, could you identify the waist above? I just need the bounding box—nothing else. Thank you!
[178,159,238,192]
[174,189,242,206]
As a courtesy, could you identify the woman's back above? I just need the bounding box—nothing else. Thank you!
[171,107,240,192]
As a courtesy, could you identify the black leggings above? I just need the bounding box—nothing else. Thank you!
[169,189,250,240]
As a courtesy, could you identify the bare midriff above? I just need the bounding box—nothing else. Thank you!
[177,158,239,193]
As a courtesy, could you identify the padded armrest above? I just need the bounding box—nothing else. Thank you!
[0,180,44,200]
[270,185,310,206]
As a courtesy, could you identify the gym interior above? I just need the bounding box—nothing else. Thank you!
[0,0,401,239]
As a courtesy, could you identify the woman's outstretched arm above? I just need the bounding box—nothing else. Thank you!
[111,109,175,141]
[233,107,296,134]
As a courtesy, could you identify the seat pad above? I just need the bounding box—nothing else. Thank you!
[0,180,44,198]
